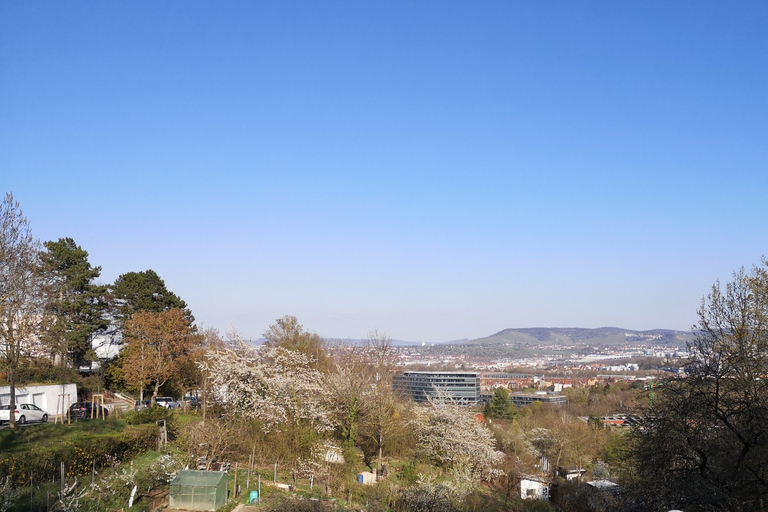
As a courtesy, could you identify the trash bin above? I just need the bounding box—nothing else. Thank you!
[249,490,259,503]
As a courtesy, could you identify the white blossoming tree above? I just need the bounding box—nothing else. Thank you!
[201,335,332,434]
[412,401,504,483]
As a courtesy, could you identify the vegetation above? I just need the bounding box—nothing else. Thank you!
[627,259,768,511]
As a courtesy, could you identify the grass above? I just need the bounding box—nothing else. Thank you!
[0,418,125,454]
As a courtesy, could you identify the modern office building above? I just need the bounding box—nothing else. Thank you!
[509,391,567,407]
[393,371,481,404]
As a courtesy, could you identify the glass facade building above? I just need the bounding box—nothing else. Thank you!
[393,371,481,404]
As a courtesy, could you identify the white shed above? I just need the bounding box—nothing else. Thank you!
[520,477,550,500]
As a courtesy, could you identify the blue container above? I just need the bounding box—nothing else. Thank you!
[249,490,259,503]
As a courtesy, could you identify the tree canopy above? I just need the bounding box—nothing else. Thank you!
[122,308,199,401]
[483,387,517,421]
[110,269,193,325]
[263,315,330,371]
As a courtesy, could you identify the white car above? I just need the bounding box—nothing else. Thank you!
[154,397,180,409]
[0,403,49,424]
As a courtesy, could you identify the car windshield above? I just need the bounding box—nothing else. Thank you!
[0,405,9,410]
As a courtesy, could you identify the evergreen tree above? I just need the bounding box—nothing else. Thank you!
[40,238,108,367]
[483,387,517,420]
[110,269,193,325]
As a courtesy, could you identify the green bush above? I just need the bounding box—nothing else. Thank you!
[396,462,418,485]
[123,406,174,429]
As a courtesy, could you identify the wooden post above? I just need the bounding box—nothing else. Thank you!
[55,394,71,424]
[246,453,251,490]
[91,394,105,419]
[234,462,238,498]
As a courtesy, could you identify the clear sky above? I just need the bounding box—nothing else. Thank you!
[2,1,767,343]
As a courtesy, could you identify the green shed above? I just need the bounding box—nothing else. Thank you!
[169,470,228,511]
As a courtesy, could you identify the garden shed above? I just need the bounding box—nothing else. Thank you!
[169,470,228,511]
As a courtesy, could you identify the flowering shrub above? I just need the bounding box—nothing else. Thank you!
[0,477,24,512]
[142,453,185,487]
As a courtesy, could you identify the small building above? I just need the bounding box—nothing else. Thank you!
[520,476,550,500]
[557,466,586,481]
[169,470,228,511]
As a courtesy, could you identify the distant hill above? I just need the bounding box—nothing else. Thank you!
[475,327,693,346]
[419,327,694,360]
[324,338,423,347]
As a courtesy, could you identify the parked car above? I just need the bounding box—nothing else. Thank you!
[0,404,49,425]
[182,396,200,409]
[134,400,151,411]
[69,402,109,420]
[154,397,180,409]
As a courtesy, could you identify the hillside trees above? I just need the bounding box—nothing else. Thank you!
[325,332,409,466]
[39,238,108,367]
[106,269,195,394]
[630,260,768,511]
[0,193,49,429]
[357,331,403,466]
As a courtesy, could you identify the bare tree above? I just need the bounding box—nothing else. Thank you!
[263,315,332,371]
[631,259,768,510]
[361,330,398,468]
[0,193,48,429]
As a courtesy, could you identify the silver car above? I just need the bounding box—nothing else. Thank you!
[154,397,179,409]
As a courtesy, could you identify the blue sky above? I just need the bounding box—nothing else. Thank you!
[2,2,767,342]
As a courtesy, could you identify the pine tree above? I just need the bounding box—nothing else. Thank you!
[40,238,108,367]
[110,269,193,325]
[484,387,517,420]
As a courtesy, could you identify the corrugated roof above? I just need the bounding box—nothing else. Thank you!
[171,470,227,487]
